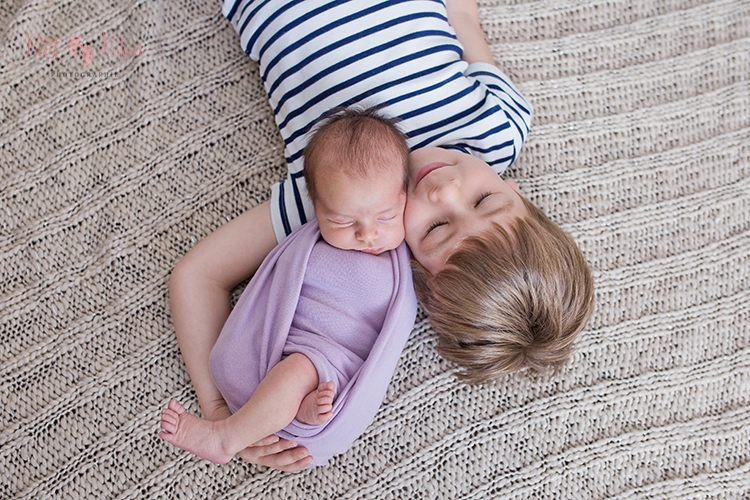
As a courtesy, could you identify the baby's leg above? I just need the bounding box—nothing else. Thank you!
[160,399,233,464]
[296,381,335,426]
[159,353,320,464]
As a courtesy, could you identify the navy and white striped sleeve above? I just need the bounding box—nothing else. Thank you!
[456,62,533,175]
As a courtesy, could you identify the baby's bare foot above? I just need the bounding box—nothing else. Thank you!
[296,381,335,426]
[159,399,233,464]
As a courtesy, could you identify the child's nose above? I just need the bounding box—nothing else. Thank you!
[427,178,460,203]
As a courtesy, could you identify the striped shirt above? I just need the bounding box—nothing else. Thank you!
[223,0,533,241]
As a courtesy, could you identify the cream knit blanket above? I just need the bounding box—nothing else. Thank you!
[1,0,749,498]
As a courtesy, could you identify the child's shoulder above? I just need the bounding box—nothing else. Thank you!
[229,0,453,60]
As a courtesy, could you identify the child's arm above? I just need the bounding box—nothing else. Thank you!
[169,201,277,421]
[446,0,495,65]
[236,437,313,471]
[169,201,313,469]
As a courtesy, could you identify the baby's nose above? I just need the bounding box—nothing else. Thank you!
[356,224,378,243]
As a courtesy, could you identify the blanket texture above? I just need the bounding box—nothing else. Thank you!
[209,220,417,466]
[1,0,749,498]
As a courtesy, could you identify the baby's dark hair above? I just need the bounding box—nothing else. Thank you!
[303,106,410,202]
[412,195,595,384]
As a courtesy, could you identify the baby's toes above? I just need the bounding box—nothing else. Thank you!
[167,399,187,414]
[318,382,335,398]
[317,392,334,406]
[317,394,333,412]
[160,410,178,433]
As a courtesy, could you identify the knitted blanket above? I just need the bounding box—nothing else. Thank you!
[2,0,749,498]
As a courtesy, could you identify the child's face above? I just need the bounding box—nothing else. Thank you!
[314,165,406,254]
[404,147,528,275]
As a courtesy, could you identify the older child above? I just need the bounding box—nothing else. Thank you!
[160,109,416,465]
[167,0,593,470]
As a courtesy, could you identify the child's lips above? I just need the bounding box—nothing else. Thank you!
[360,247,384,254]
[414,162,449,188]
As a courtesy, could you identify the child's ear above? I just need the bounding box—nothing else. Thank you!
[505,179,521,193]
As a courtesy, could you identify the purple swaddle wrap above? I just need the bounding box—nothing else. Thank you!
[209,220,417,466]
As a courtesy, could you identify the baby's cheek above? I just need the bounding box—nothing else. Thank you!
[319,225,347,251]
[391,223,406,248]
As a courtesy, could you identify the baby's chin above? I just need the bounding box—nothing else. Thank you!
[358,246,388,255]
[321,241,393,254]
[356,239,405,254]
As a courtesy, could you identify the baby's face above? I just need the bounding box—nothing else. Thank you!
[314,165,406,254]
[404,147,528,274]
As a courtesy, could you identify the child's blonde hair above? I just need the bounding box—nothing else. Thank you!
[411,196,595,384]
[304,107,410,202]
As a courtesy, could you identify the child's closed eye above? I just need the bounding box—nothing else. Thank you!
[474,191,493,207]
[426,221,447,235]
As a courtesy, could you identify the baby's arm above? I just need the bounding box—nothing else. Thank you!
[446,0,495,65]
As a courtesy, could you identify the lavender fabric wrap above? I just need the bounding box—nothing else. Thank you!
[209,220,417,466]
